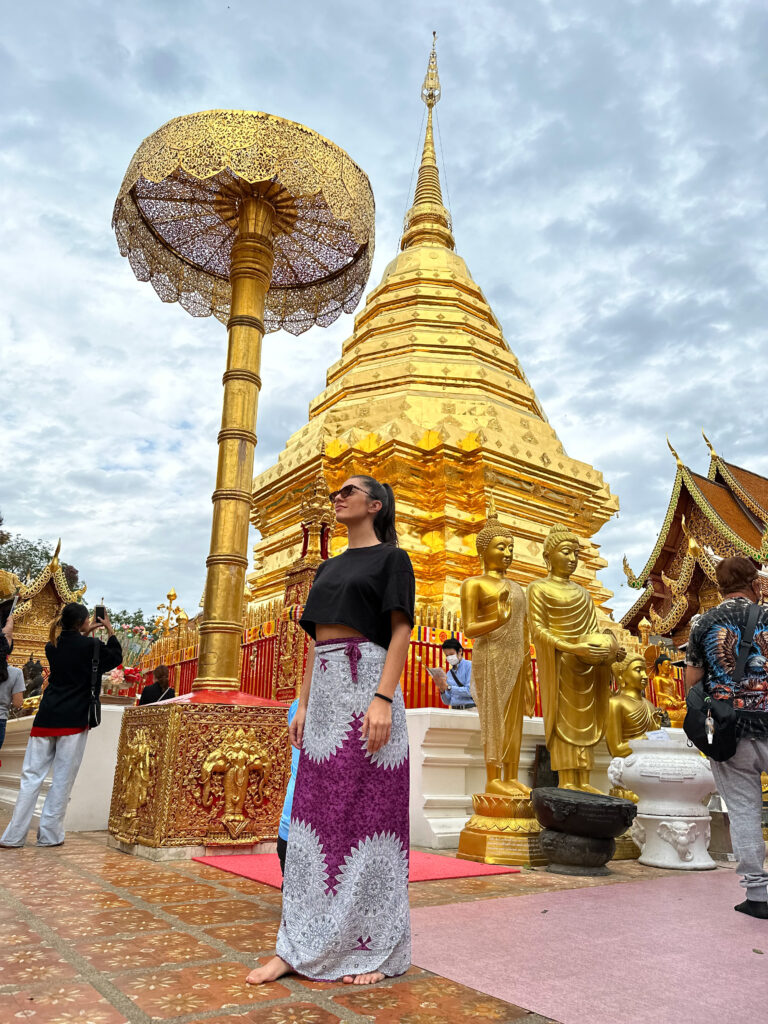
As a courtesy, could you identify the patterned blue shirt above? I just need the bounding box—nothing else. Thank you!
[440,657,474,707]
[686,597,768,737]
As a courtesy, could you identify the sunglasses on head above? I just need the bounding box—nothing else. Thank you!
[328,484,373,504]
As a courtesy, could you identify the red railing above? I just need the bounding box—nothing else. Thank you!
[133,632,667,715]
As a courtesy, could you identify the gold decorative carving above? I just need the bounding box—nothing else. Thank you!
[120,727,156,823]
[200,727,271,839]
[109,703,290,849]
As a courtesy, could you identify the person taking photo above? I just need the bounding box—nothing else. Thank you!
[0,602,122,848]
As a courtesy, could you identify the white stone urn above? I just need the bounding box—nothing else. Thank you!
[607,728,716,870]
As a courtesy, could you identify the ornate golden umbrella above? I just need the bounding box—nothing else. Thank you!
[113,110,375,691]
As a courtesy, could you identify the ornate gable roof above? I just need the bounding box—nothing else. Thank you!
[621,440,768,633]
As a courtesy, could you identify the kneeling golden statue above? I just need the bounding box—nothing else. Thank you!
[606,654,663,859]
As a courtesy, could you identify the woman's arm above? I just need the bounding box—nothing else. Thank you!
[361,611,411,753]
[289,642,315,750]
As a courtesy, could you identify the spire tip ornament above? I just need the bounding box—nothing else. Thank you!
[401,36,454,251]
[421,31,441,109]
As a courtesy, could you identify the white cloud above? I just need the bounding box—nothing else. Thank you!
[2,0,766,619]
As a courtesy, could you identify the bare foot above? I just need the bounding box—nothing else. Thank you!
[245,956,292,985]
[342,972,385,985]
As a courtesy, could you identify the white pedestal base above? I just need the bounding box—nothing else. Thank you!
[609,728,717,871]
[405,709,615,849]
[0,706,127,832]
[632,814,715,870]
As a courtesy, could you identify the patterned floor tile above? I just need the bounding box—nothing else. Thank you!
[206,877,281,896]
[165,898,269,925]
[48,907,167,939]
[245,1006,343,1023]
[330,975,531,1022]
[204,920,280,952]
[110,961,292,1017]
[74,930,221,970]
[0,921,47,948]
[133,882,233,904]
[9,985,127,1023]
[0,947,80,986]
[22,891,134,912]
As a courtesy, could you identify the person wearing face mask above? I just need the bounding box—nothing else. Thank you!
[435,639,474,709]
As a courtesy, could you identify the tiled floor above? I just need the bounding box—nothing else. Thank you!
[0,812,667,1024]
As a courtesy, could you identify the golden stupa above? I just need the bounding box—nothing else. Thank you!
[250,39,618,611]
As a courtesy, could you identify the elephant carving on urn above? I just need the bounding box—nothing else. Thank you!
[657,820,701,862]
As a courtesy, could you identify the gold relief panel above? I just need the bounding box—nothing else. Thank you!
[108,704,291,848]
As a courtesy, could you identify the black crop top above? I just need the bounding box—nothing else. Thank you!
[299,544,415,650]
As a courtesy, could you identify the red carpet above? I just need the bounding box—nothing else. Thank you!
[411,867,766,1024]
[193,850,520,888]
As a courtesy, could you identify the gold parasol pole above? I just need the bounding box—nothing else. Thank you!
[197,196,275,689]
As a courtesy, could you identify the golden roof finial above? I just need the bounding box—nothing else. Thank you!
[666,436,683,469]
[702,430,717,459]
[401,34,455,252]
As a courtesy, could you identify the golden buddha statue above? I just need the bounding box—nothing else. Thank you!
[460,508,534,796]
[527,523,621,794]
[651,655,686,725]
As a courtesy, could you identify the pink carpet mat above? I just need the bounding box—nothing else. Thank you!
[411,868,767,1024]
[193,850,520,888]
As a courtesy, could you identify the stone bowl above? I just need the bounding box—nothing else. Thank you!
[532,787,636,839]
[539,829,616,876]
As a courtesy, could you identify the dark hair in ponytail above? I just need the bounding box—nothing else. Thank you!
[49,602,89,646]
[352,475,399,546]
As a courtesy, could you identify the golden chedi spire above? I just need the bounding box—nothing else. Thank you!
[250,38,618,612]
[401,34,455,252]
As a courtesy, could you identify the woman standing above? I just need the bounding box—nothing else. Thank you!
[0,603,122,848]
[247,475,414,987]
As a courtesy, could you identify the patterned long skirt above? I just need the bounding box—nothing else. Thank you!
[275,638,410,980]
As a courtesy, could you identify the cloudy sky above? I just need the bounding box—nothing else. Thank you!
[3,0,767,620]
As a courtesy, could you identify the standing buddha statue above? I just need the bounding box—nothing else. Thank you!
[527,523,621,794]
[460,506,534,795]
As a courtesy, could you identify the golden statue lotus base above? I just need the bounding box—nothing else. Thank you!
[107,692,291,860]
[612,830,641,861]
[457,791,547,867]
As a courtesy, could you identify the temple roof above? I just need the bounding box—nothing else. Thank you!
[621,439,768,632]
[0,539,86,617]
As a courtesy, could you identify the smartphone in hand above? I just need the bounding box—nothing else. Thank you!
[94,604,107,624]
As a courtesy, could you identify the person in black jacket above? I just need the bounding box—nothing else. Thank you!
[0,602,122,848]
[138,664,175,705]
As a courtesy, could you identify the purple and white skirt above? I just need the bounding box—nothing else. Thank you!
[275,638,410,980]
